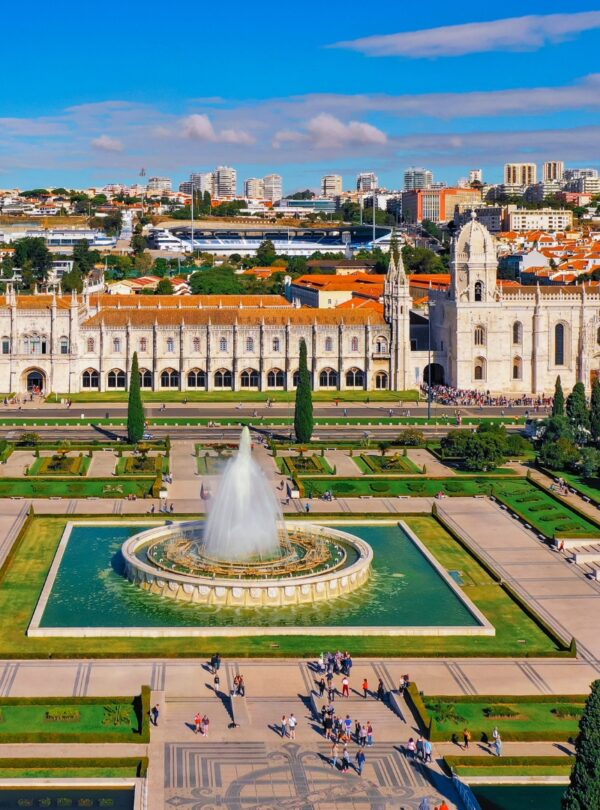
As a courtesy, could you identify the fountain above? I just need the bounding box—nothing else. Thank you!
[121,428,373,607]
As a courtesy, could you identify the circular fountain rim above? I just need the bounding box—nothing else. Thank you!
[122,519,373,590]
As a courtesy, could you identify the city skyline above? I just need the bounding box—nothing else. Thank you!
[1,1,600,189]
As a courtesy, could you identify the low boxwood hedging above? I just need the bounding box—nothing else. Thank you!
[0,757,148,777]
[444,755,573,773]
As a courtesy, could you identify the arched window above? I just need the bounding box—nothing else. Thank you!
[272,337,280,352]
[474,326,486,346]
[512,357,522,380]
[59,336,69,355]
[351,336,359,352]
[86,337,94,353]
[107,369,125,388]
[25,335,47,355]
[375,371,388,390]
[245,337,254,353]
[325,336,333,352]
[474,281,483,302]
[319,368,338,388]
[1,337,10,355]
[113,338,121,353]
[166,337,175,353]
[375,336,388,354]
[82,368,99,388]
[596,326,600,347]
[292,369,300,387]
[219,337,228,352]
[267,368,284,388]
[187,368,206,388]
[139,369,152,388]
[241,368,259,388]
[214,368,232,388]
[139,337,147,352]
[555,323,565,366]
[192,337,200,352]
[160,368,179,388]
[474,357,486,381]
[512,321,522,345]
[345,367,364,387]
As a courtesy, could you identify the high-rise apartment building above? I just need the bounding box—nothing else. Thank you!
[564,168,599,181]
[403,167,433,191]
[263,174,283,202]
[468,169,483,184]
[543,161,565,182]
[321,174,343,198]
[244,178,264,199]
[147,176,172,193]
[504,163,537,186]
[179,172,214,196]
[214,166,237,199]
[356,172,378,192]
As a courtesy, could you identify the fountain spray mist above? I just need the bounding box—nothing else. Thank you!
[203,427,284,561]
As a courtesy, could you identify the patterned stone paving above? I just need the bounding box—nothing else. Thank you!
[164,741,459,809]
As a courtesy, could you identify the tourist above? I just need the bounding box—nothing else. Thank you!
[463,728,471,750]
[416,735,425,760]
[280,715,288,738]
[344,714,352,737]
[359,724,367,748]
[366,721,374,747]
[341,746,350,772]
[406,737,416,759]
[494,734,502,757]
[194,712,202,734]
[238,675,245,697]
[149,504,155,514]
[213,672,220,692]
[342,676,349,697]
[356,749,366,775]
[318,677,326,697]
[492,726,499,744]
[305,503,311,513]
[362,678,369,699]
[150,704,160,726]
[323,711,333,740]
[288,713,297,740]
[328,686,335,703]
[210,653,221,674]
[376,679,385,701]
[202,714,209,735]
[424,739,432,763]
[330,740,339,769]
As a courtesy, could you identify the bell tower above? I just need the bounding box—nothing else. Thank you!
[384,249,412,390]
[451,212,498,303]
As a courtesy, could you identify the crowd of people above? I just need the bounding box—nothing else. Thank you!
[422,384,552,410]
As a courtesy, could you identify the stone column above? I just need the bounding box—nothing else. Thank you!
[179,324,185,391]
[205,323,212,391]
[232,324,238,392]
[364,323,372,390]
[152,323,158,391]
[337,323,344,391]
[285,323,291,390]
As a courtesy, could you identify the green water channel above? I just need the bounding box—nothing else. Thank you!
[38,524,479,629]
[0,787,134,809]
[472,784,565,810]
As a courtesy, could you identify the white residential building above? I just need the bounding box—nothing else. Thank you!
[508,208,573,232]
[504,163,537,186]
[244,178,264,199]
[403,167,433,191]
[263,174,283,202]
[356,172,378,192]
[147,177,172,194]
[214,166,237,199]
[321,175,343,198]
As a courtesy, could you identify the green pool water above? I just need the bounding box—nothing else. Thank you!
[472,784,565,810]
[0,787,134,808]
[38,523,479,629]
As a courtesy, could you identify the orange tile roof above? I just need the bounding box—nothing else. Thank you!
[336,299,384,313]
[88,294,292,309]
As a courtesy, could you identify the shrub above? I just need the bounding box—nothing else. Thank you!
[482,705,519,719]
[551,705,584,719]
[369,482,390,493]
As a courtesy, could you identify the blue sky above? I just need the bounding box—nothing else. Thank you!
[1,0,600,191]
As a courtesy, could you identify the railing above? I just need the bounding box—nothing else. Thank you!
[371,351,391,359]
[452,773,482,810]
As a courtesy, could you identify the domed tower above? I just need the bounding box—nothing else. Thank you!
[451,212,498,303]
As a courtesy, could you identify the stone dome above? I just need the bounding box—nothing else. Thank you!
[454,212,496,262]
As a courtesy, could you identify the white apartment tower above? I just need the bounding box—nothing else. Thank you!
[214,166,237,199]
[403,167,433,191]
[468,169,483,184]
[321,175,343,198]
[504,163,537,186]
[263,174,283,202]
[543,161,565,182]
[356,172,378,192]
[147,177,172,193]
[244,178,264,199]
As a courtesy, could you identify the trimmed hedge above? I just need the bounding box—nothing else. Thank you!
[445,755,573,768]
[0,757,148,778]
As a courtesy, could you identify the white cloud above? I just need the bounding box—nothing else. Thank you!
[332,11,600,57]
[274,114,387,150]
[91,134,124,152]
[180,113,254,145]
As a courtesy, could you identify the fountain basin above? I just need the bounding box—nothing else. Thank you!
[122,521,372,607]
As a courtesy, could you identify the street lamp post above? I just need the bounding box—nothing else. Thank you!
[427,301,435,420]
[190,180,195,258]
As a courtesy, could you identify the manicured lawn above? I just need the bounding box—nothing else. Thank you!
[0,694,148,743]
[300,475,495,498]
[0,477,154,498]
[0,758,147,778]
[27,455,91,477]
[197,454,229,475]
[46,390,420,403]
[277,454,334,477]
[552,470,600,504]
[353,452,422,475]
[424,695,584,741]
[0,515,567,659]
[116,455,168,476]
[445,756,572,777]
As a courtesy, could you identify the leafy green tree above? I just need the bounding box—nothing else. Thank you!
[134,252,153,275]
[440,429,473,458]
[294,339,313,443]
[61,268,83,293]
[189,268,244,295]
[401,244,447,275]
[72,241,98,276]
[286,190,315,200]
[255,240,277,266]
[552,376,565,417]
[13,237,52,281]
[542,415,574,444]
[127,352,145,444]
[579,447,600,479]
[563,679,600,810]
[131,234,148,254]
[462,433,505,472]
[590,378,600,443]
[156,278,174,295]
[566,382,590,430]
[538,436,580,470]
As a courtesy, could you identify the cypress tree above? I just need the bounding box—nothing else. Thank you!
[563,679,600,810]
[294,338,314,443]
[553,376,565,417]
[590,378,600,444]
[127,352,145,444]
[566,382,589,430]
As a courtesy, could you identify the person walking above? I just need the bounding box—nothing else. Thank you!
[342,676,349,698]
[288,713,297,740]
[362,678,369,699]
[424,739,433,763]
[202,714,210,737]
[494,734,502,758]
[366,721,374,747]
[356,749,366,776]
[341,746,350,773]
[318,677,326,698]
[344,714,352,737]
[376,679,385,701]
[463,728,471,750]
[406,737,416,759]
[280,715,288,738]
[150,704,160,726]
[359,724,367,748]
[194,712,202,734]
[330,740,339,769]
[416,735,425,761]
